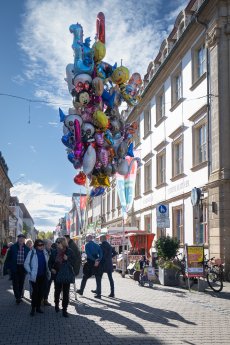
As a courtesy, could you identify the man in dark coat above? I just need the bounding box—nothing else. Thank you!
[4,234,30,303]
[64,235,81,276]
[98,235,117,298]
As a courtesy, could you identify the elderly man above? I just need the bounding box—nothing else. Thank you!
[77,234,103,298]
[5,234,30,304]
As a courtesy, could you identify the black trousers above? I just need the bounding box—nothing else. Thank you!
[31,275,46,309]
[80,273,102,296]
[44,277,52,300]
[107,272,114,294]
[12,265,26,300]
[54,281,70,311]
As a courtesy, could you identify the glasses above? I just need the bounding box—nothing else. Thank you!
[37,244,44,247]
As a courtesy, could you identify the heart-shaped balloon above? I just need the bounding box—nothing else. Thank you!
[74,171,86,185]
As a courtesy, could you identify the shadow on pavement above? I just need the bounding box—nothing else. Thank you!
[76,294,196,330]
[0,277,164,345]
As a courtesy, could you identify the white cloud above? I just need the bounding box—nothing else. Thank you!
[11,181,72,232]
[18,0,187,109]
[30,145,37,153]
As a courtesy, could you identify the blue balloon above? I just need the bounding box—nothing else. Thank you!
[127,142,134,157]
[90,187,105,197]
[61,132,74,149]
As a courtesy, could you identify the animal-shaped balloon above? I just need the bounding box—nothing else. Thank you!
[99,147,109,167]
[93,110,109,130]
[59,108,82,134]
[94,132,105,147]
[81,122,95,143]
[111,66,129,85]
[69,23,94,76]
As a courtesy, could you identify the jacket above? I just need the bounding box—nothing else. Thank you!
[48,247,75,277]
[100,241,117,273]
[24,248,51,282]
[4,242,30,273]
[68,239,81,276]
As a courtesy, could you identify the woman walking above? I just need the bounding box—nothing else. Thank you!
[48,237,75,317]
[24,239,51,316]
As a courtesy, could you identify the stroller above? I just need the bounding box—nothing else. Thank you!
[138,264,155,288]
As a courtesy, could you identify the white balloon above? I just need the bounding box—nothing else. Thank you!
[83,145,96,175]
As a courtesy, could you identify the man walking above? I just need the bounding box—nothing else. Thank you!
[77,234,103,299]
[94,235,117,297]
[5,234,30,304]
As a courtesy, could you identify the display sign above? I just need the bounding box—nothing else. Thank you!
[156,204,170,228]
[185,245,204,277]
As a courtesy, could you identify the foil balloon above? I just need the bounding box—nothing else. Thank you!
[95,132,104,147]
[90,186,105,197]
[104,130,114,145]
[83,145,96,175]
[59,108,82,133]
[82,122,95,142]
[117,141,128,158]
[117,158,129,175]
[92,77,104,96]
[96,12,105,44]
[93,110,109,130]
[90,173,110,187]
[65,64,75,95]
[74,119,81,144]
[61,132,74,149]
[111,66,130,85]
[127,143,134,157]
[74,171,86,185]
[99,147,109,167]
[74,142,84,159]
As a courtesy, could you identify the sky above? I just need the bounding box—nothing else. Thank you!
[0,0,188,232]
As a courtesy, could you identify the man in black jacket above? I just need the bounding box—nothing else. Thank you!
[4,234,30,303]
[97,235,117,298]
[64,235,81,276]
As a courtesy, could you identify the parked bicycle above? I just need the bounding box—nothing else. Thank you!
[174,254,197,288]
[204,255,224,292]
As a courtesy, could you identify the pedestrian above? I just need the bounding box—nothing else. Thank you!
[4,234,30,303]
[24,239,51,316]
[3,242,13,278]
[92,235,117,298]
[64,235,81,276]
[25,239,34,250]
[48,237,75,317]
[42,239,53,306]
[77,234,103,299]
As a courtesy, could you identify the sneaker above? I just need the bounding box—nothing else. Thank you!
[44,300,51,306]
[91,290,97,293]
[76,289,83,295]
[94,295,101,299]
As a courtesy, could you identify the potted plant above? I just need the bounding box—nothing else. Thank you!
[155,236,180,286]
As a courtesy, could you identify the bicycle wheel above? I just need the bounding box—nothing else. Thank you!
[207,270,223,292]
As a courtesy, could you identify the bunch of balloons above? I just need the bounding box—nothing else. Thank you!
[60,12,142,196]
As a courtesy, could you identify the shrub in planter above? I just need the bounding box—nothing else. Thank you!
[155,236,180,286]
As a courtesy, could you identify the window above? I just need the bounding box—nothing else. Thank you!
[144,161,152,192]
[135,170,141,197]
[112,189,115,210]
[193,120,207,166]
[144,214,152,233]
[144,105,151,136]
[156,89,165,122]
[194,201,208,245]
[102,197,106,219]
[136,218,140,230]
[157,150,166,186]
[107,192,110,214]
[172,205,184,244]
[157,227,166,239]
[133,118,140,147]
[172,137,183,177]
[192,41,206,84]
[117,194,121,216]
[171,66,182,107]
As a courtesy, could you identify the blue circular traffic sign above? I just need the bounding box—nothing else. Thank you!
[159,205,167,213]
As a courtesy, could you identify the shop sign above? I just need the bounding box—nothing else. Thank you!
[185,245,204,277]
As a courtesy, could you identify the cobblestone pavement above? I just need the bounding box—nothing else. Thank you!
[0,272,230,345]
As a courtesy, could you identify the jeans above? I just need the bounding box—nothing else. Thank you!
[12,265,26,300]
[31,275,46,309]
[54,281,70,311]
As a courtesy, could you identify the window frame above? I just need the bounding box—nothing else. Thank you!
[135,169,141,198]
[193,200,208,246]
[172,205,184,245]
[192,117,207,168]
[156,149,166,186]
[144,104,151,137]
[171,64,183,108]
[156,88,165,123]
[191,37,206,87]
[172,136,183,178]
[144,160,152,193]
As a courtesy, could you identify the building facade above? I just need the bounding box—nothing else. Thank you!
[0,152,13,247]
[86,0,230,278]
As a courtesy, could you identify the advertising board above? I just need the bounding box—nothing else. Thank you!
[185,245,204,277]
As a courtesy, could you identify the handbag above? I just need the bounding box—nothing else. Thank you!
[55,261,75,284]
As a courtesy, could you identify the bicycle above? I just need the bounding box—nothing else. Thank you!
[204,256,224,292]
[174,254,197,289]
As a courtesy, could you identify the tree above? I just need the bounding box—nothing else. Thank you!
[37,231,54,241]
[22,222,30,237]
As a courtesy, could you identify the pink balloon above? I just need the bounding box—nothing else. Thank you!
[74,119,81,144]
[74,142,84,159]
[99,147,109,167]
[95,132,104,147]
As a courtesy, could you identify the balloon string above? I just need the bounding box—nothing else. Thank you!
[28,101,31,124]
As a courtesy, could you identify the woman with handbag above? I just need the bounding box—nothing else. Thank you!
[48,237,75,317]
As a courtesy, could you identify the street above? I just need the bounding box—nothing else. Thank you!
[0,272,230,345]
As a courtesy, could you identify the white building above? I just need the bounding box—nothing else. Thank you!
[9,197,23,238]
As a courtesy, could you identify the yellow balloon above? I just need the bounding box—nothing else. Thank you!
[93,110,109,130]
[93,41,106,62]
[90,174,110,187]
[111,66,130,85]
